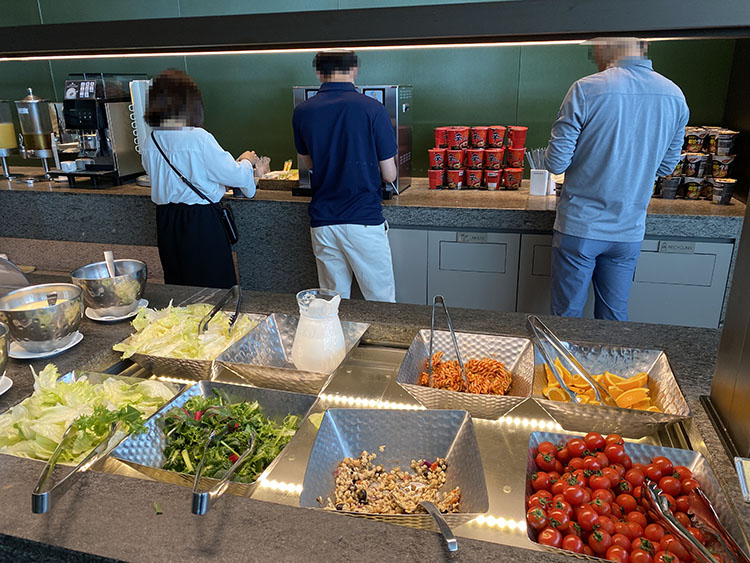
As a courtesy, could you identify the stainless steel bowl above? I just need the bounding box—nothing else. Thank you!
[0,322,8,377]
[71,259,147,317]
[0,283,83,353]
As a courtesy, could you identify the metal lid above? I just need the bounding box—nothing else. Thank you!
[17,88,46,103]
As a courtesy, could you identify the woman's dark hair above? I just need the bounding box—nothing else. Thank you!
[145,69,204,127]
[313,50,359,78]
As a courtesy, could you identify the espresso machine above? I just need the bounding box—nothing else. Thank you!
[15,89,59,183]
[59,73,144,186]
[292,84,412,199]
[0,101,19,180]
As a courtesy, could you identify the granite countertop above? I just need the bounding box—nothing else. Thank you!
[1,279,749,562]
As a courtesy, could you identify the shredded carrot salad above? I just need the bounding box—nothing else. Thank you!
[418,351,512,395]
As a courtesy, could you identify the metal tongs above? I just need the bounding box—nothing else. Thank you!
[395,482,458,552]
[527,315,616,407]
[643,481,750,563]
[197,285,242,333]
[191,427,256,515]
[428,295,466,388]
[32,421,122,514]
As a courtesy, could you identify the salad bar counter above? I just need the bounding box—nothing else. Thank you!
[0,280,749,563]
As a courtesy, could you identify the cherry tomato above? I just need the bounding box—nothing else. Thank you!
[552,499,573,518]
[611,463,627,478]
[567,438,586,458]
[633,463,647,473]
[661,493,676,513]
[658,476,682,497]
[660,536,690,561]
[618,480,634,494]
[675,495,690,514]
[588,529,613,555]
[632,486,643,501]
[627,521,644,540]
[611,501,624,518]
[561,533,584,554]
[583,545,594,556]
[626,468,646,488]
[630,548,654,563]
[580,486,592,503]
[567,522,584,538]
[563,485,586,506]
[536,452,557,472]
[632,537,656,555]
[593,488,615,504]
[674,511,691,528]
[548,508,570,530]
[538,441,557,455]
[617,493,638,513]
[554,459,564,474]
[681,478,700,495]
[585,432,607,452]
[595,451,611,468]
[526,507,548,531]
[583,456,603,472]
[556,446,571,464]
[577,507,600,531]
[550,480,566,495]
[614,520,632,539]
[530,490,553,503]
[590,498,612,516]
[674,466,693,481]
[590,474,611,490]
[603,466,622,488]
[645,464,663,482]
[568,457,584,471]
[531,472,551,491]
[652,456,674,477]
[605,443,627,464]
[622,455,633,470]
[597,515,616,535]
[606,433,625,446]
[626,511,647,528]
[644,523,665,543]
[538,526,563,548]
[612,532,632,549]
[687,526,706,546]
[653,551,679,563]
[549,470,562,482]
[607,545,630,563]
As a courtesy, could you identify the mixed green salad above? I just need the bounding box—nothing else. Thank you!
[162,390,300,483]
[0,364,175,463]
[113,303,255,361]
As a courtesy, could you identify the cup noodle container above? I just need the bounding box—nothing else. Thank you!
[711,155,735,178]
[683,153,708,178]
[428,169,445,190]
[683,177,702,200]
[485,170,501,190]
[446,126,470,150]
[684,127,707,153]
[445,169,464,189]
[703,126,722,154]
[466,148,485,169]
[465,169,483,189]
[446,149,465,170]
[504,168,523,190]
[673,153,686,176]
[484,148,505,170]
[434,127,450,149]
[428,148,447,170]
[506,147,525,168]
[717,129,739,156]
[660,176,681,199]
[470,126,489,148]
[488,126,506,148]
[506,126,528,149]
[712,178,737,204]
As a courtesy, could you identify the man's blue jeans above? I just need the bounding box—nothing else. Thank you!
[550,231,641,321]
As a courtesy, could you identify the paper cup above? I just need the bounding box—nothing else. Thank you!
[506,126,528,149]
[445,169,464,189]
[465,169,483,189]
[716,129,738,156]
[711,155,735,178]
[446,126,470,150]
[684,127,707,153]
[428,148,447,170]
[488,126,506,148]
[466,148,485,169]
[428,169,445,190]
[712,178,736,204]
[485,170,501,190]
[504,167,523,190]
[447,149,465,169]
[470,126,489,148]
[507,147,525,168]
[683,177,702,200]
[484,148,505,170]
[434,127,450,149]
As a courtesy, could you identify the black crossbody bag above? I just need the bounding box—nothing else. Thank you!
[150,131,239,245]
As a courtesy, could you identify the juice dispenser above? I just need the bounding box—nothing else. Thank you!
[0,101,18,180]
[15,88,57,180]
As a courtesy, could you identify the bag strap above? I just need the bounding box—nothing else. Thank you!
[150,130,213,204]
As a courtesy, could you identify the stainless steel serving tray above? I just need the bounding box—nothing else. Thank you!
[111,380,317,497]
[526,431,742,559]
[532,342,691,438]
[396,329,534,420]
[119,312,266,381]
[216,313,369,395]
[299,408,489,531]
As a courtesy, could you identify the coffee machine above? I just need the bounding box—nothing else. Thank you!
[59,73,144,186]
[292,84,412,199]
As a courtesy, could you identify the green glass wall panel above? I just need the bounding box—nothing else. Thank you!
[37,0,179,24]
[0,1,42,27]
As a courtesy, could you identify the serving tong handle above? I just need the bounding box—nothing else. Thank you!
[395,482,458,552]
[688,487,750,562]
[32,421,121,514]
[428,295,465,387]
[198,285,241,333]
[46,292,58,307]
[527,315,616,407]
[192,428,256,515]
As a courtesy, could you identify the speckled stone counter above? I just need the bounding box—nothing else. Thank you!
[0,280,748,562]
[0,172,744,295]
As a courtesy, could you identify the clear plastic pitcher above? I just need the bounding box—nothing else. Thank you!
[291,288,346,373]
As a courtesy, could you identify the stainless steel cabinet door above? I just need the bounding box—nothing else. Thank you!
[427,231,520,311]
[388,227,428,305]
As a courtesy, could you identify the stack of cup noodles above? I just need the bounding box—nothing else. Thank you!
[428,125,528,190]
[657,126,739,204]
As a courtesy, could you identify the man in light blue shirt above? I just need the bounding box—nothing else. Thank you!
[545,37,689,321]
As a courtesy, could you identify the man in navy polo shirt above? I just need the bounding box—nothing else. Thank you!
[292,50,398,302]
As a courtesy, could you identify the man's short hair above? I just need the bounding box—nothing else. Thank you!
[313,50,359,78]
[145,69,204,128]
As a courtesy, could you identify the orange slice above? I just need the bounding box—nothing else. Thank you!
[544,365,561,387]
[543,386,570,402]
[646,405,661,412]
[607,386,626,400]
[617,372,649,391]
[630,399,652,410]
[615,388,650,408]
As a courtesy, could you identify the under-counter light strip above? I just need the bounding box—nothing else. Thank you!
[318,392,424,410]
[470,515,527,532]
[494,416,563,431]
[258,478,303,495]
